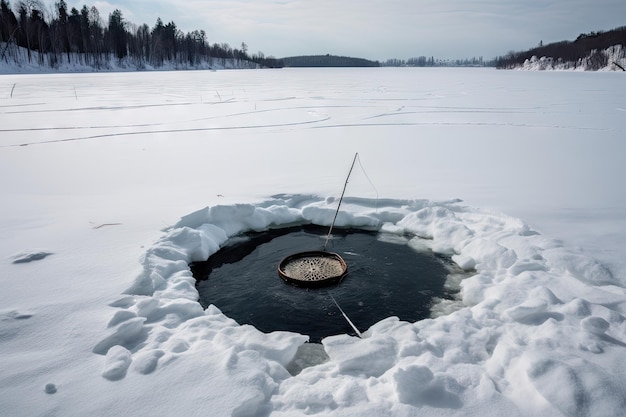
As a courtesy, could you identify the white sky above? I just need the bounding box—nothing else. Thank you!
[54,1,626,60]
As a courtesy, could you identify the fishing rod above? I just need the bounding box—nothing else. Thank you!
[323,152,359,251]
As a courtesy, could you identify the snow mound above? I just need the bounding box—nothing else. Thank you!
[9,250,53,264]
[96,195,626,416]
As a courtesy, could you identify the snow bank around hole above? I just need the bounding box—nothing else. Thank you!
[98,195,626,416]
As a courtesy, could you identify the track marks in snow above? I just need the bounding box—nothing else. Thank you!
[1,117,332,147]
[3,94,601,148]
[0,123,165,133]
[2,117,603,148]
[0,102,47,108]
[2,101,200,115]
[91,223,123,229]
[174,105,336,126]
[311,121,606,131]
[364,105,536,120]
[261,96,297,102]
[1,104,343,147]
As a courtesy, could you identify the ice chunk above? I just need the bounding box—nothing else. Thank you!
[504,300,564,325]
[452,254,476,271]
[323,335,397,377]
[393,365,462,409]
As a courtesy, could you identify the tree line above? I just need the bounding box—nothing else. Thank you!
[0,0,283,69]
[383,56,495,67]
[495,26,626,70]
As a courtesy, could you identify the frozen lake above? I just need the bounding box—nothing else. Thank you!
[2,68,624,275]
[1,68,625,416]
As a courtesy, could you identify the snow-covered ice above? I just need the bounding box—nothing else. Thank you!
[1,68,625,416]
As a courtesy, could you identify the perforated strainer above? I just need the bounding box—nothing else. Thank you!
[278,251,348,287]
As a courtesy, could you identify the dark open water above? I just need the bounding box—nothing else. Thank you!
[192,225,452,342]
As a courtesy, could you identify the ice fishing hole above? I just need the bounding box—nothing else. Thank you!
[191,225,465,343]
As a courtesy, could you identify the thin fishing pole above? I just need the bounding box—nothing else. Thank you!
[324,152,359,251]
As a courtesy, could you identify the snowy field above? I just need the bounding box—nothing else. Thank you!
[1,67,625,416]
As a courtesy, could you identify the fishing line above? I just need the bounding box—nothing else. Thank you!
[329,293,362,338]
[355,153,379,214]
[323,152,379,251]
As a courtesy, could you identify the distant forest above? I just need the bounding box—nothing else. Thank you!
[0,0,283,69]
[496,26,626,70]
[383,56,494,67]
[282,55,380,67]
[281,55,496,68]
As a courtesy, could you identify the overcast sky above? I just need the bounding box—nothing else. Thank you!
[58,0,626,61]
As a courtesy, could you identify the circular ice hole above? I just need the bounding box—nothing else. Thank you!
[191,225,458,342]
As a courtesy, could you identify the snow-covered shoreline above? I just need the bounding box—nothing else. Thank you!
[518,44,626,71]
[1,68,625,416]
[0,43,259,74]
